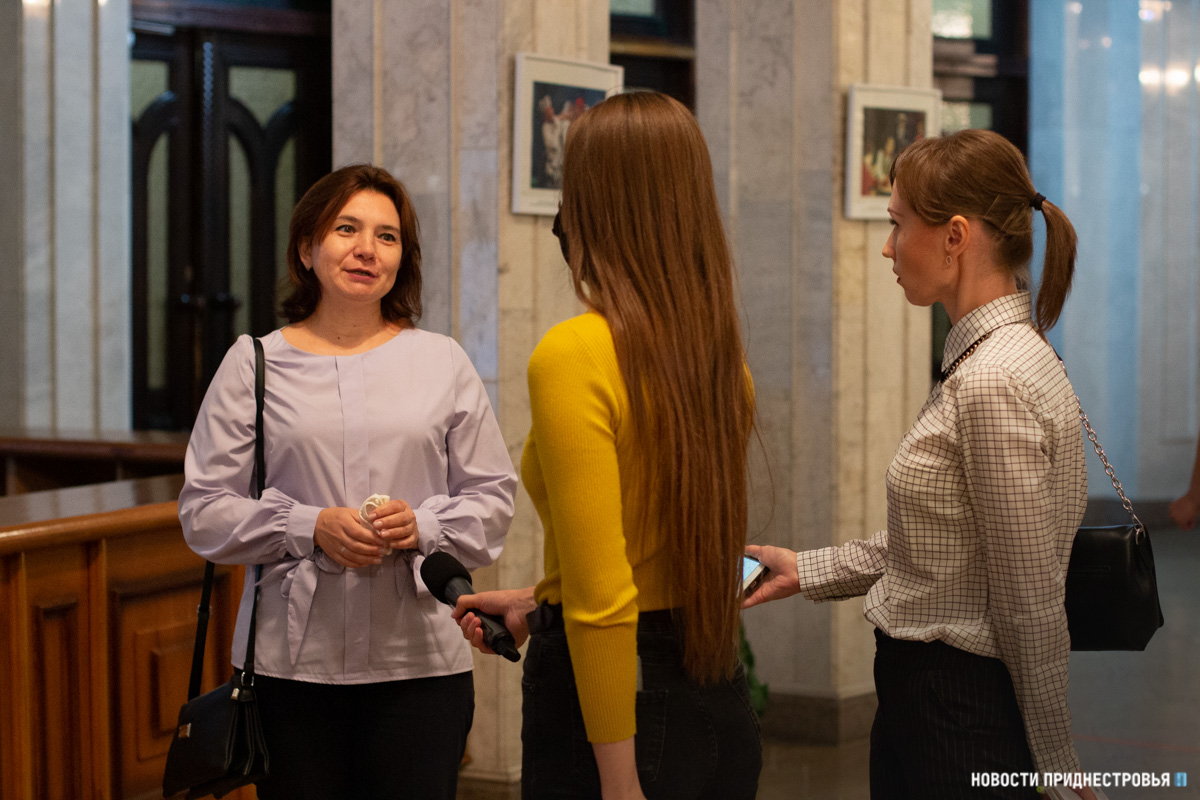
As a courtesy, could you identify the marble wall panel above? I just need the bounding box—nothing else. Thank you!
[98,0,132,428]
[831,599,876,695]
[457,148,500,389]
[23,2,53,428]
[381,0,453,336]
[53,0,97,429]
[454,0,500,151]
[584,1,610,67]
[532,221,581,342]
[532,0,578,55]
[790,14,838,669]
[734,0,793,202]
[733,0,795,563]
[0,0,23,421]
[694,0,734,221]
[907,0,933,89]
[865,0,907,84]
[838,0,866,89]
[498,219,538,313]
[332,0,375,165]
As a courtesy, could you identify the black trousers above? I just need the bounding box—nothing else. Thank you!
[870,630,1039,800]
[520,604,762,800]
[250,671,474,800]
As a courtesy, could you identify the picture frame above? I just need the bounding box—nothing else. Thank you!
[511,53,624,216]
[844,84,942,220]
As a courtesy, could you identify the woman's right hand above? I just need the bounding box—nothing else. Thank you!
[314,507,387,568]
[452,586,537,654]
[742,544,802,609]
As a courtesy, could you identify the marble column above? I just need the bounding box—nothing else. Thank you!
[697,0,933,742]
[332,1,607,795]
[0,0,131,431]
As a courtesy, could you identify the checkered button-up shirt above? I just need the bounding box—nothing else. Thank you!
[797,292,1087,773]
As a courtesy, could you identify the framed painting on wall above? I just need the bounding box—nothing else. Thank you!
[844,84,943,220]
[512,53,624,215]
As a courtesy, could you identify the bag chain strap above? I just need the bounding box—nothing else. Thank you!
[1075,395,1145,540]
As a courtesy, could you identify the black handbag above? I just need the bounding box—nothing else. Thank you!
[1065,395,1165,651]
[163,339,270,798]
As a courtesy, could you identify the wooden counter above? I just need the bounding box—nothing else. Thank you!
[0,428,190,496]
[0,475,251,800]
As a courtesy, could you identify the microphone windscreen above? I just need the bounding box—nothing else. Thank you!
[420,551,472,604]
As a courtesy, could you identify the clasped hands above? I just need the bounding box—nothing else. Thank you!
[314,499,418,569]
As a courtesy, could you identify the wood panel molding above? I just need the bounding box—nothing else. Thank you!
[32,600,85,800]
[0,477,252,799]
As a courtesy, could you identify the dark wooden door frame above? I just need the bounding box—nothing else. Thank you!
[130,4,331,430]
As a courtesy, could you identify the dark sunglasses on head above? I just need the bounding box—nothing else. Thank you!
[552,209,569,264]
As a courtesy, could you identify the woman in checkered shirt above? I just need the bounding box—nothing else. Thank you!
[745,129,1096,800]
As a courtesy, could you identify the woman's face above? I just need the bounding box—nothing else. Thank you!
[882,181,952,307]
[302,189,403,310]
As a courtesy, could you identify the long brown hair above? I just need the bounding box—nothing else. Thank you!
[559,92,753,683]
[890,129,1077,332]
[280,163,423,325]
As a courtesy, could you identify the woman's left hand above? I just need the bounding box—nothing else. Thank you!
[367,499,420,550]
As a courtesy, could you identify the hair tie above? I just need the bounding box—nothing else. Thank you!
[1031,193,1046,212]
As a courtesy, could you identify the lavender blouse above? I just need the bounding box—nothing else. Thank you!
[179,328,517,684]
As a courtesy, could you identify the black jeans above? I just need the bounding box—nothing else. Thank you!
[250,671,474,800]
[520,605,762,800]
[870,630,1038,800]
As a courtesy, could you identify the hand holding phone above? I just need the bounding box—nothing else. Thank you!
[741,545,803,609]
[742,554,769,596]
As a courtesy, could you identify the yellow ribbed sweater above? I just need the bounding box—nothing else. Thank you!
[524,312,673,744]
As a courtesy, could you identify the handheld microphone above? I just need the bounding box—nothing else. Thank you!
[420,551,521,662]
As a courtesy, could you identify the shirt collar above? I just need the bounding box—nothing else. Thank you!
[941,291,1033,373]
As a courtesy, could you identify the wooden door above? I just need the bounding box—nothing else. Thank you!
[130,4,331,430]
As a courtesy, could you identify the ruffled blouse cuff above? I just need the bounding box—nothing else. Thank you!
[285,502,321,559]
[414,506,443,555]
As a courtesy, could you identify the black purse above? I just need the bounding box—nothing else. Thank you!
[163,339,270,798]
[1065,396,1165,651]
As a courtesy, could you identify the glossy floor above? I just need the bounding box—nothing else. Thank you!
[757,525,1200,799]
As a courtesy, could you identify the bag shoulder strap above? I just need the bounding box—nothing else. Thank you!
[1056,352,1146,538]
[186,338,266,700]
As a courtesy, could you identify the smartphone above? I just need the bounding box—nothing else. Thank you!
[742,554,769,596]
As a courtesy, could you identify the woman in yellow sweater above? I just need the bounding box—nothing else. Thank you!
[453,91,761,799]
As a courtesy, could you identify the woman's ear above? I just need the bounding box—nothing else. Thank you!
[946,214,971,259]
[298,238,313,270]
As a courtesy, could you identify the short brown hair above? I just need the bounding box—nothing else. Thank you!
[890,129,1077,332]
[280,164,422,324]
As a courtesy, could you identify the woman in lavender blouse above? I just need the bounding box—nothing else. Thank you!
[178,164,517,800]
